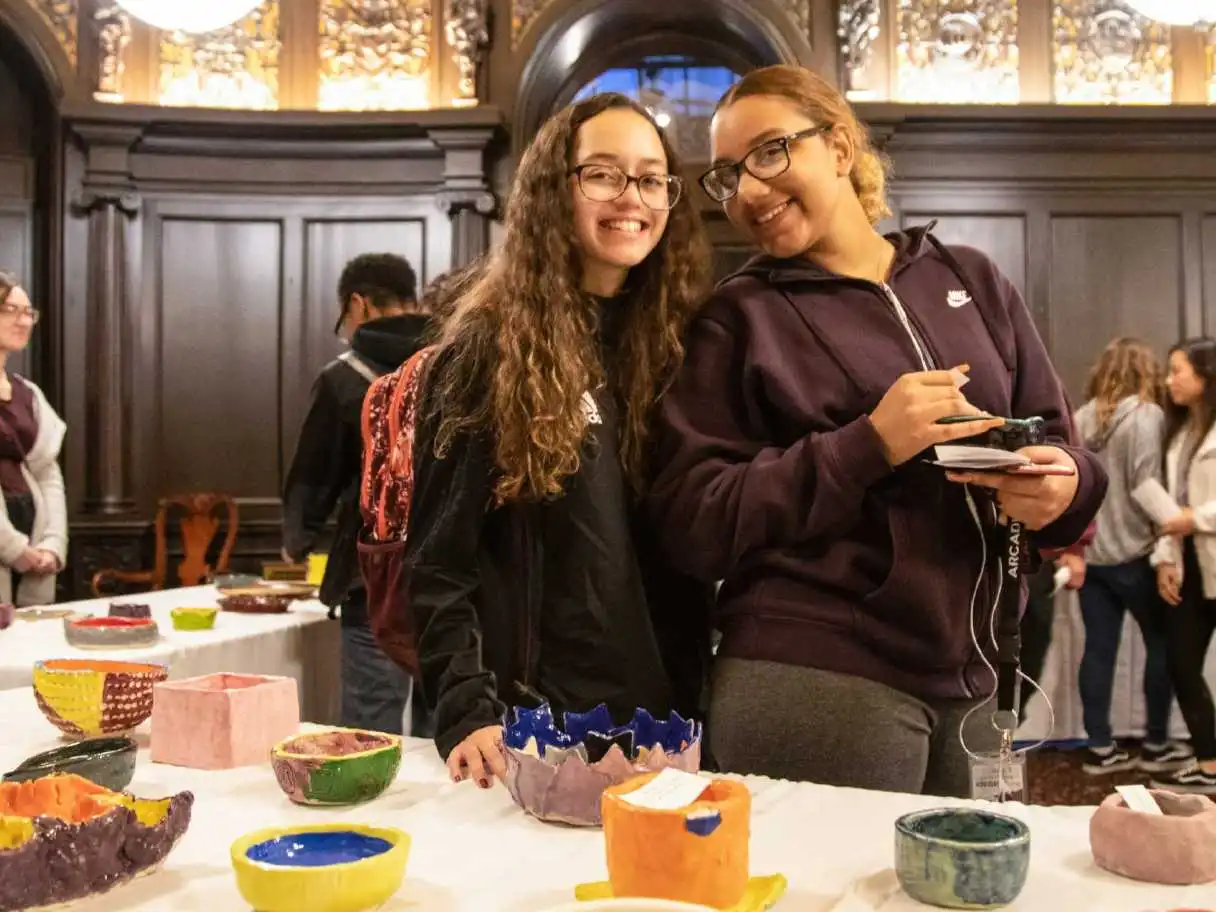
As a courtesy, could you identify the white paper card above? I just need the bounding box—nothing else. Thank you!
[950,367,971,389]
[1116,784,1163,815]
[969,752,1026,803]
[1132,478,1181,527]
[619,767,710,810]
[934,445,1030,470]
[1052,565,1072,595]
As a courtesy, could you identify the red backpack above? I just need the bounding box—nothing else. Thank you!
[356,344,436,678]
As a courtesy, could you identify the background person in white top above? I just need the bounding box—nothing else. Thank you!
[0,273,67,607]
[1151,337,1216,793]
[1073,338,1188,776]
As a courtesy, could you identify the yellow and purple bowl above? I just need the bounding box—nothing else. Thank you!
[32,659,168,739]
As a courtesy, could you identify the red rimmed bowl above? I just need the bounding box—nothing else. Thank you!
[32,658,168,739]
[64,615,160,650]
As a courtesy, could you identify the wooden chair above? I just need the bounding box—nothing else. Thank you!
[91,493,239,597]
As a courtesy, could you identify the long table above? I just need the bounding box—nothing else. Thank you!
[0,585,340,724]
[0,688,1208,911]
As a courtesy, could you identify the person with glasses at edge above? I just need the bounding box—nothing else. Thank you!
[647,66,1106,797]
[281,252,438,736]
[0,273,67,608]
[405,93,714,787]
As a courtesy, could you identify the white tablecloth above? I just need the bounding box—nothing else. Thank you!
[0,586,340,724]
[1,689,1210,911]
[1018,590,1216,745]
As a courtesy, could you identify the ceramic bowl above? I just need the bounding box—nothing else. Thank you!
[271,729,402,806]
[0,774,194,910]
[2,736,138,791]
[0,603,13,630]
[503,703,702,827]
[212,571,262,591]
[894,808,1030,909]
[108,602,152,619]
[218,593,291,614]
[170,606,218,631]
[231,822,410,912]
[33,658,168,739]
[65,616,160,650]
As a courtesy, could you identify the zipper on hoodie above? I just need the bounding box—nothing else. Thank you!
[880,280,982,699]
[879,282,934,371]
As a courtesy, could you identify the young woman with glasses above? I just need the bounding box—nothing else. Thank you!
[405,94,714,787]
[646,66,1106,796]
[0,273,67,607]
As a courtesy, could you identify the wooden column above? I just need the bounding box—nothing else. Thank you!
[429,126,499,266]
[71,125,142,516]
[1019,0,1052,102]
[1173,26,1208,104]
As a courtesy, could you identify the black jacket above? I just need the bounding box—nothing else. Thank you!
[282,314,431,623]
[406,349,714,760]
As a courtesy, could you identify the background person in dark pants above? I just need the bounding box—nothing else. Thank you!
[1018,532,1088,724]
[282,253,432,736]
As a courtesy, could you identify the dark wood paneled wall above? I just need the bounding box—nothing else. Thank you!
[863,106,1216,402]
[54,105,505,596]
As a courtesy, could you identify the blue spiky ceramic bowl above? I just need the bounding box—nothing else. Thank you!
[502,703,702,827]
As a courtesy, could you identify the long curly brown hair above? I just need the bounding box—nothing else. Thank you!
[1084,336,1164,435]
[427,93,711,503]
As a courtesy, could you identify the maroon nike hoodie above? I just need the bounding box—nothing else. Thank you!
[647,225,1107,702]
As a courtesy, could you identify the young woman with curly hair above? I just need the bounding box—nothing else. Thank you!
[406,93,714,785]
[1073,338,1190,776]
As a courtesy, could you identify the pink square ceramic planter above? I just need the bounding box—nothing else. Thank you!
[150,673,300,769]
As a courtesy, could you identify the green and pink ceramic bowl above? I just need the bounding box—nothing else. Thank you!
[270,729,402,806]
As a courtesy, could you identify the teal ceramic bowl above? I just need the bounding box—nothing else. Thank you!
[2,736,138,791]
[894,808,1030,909]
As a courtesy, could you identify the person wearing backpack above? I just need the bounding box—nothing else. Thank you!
[405,93,714,786]
[282,252,431,735]
[645,65,1107,796]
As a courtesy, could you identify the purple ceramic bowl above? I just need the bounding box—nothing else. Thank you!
[502,703,702,827]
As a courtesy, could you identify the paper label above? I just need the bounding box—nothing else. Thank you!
[1052,565,1072,595]
[1116,784,1163,815]
[969,752,1026,803]
[950,367,971,389]
[934,445,1030,470]
[618,767,710,811]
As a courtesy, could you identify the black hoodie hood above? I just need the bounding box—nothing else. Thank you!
[721,222,940,287]
[351,313,431,372]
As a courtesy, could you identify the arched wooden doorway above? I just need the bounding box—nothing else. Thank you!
[511,0,814,280]
[0,2,73,395]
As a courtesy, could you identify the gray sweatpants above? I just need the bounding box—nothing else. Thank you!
[709,659,1000,798]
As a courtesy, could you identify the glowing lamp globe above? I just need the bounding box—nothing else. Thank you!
[1123,0,1216,25]
[114,1,260,33]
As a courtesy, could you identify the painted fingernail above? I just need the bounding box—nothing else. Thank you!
[478,777,490,788]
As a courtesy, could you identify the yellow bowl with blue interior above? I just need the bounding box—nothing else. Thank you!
[230,822,410,912]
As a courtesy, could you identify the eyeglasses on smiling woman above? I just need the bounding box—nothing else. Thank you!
[570,163,684,210]
[698,125,833,202]
[0,273,38,325]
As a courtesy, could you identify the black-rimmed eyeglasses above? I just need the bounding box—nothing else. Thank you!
[698,125,832,202]
[570,163,683,211]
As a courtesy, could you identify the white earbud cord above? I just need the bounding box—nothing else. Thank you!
[958,485,1055,762]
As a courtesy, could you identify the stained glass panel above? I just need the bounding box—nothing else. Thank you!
[1208,27,1215,103]
[896,0,1020,103]
[158,1,279,109]
[1053,0,1172,104]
